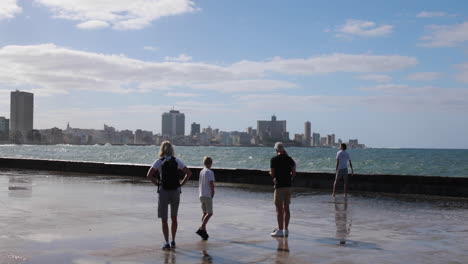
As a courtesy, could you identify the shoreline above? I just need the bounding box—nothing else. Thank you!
[1,157,467,197]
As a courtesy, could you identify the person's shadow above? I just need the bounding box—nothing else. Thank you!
[334,198,352,245]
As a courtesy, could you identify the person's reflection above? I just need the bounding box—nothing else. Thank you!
[8,176,32,198]
[163,251,176,264]
[334,199,352,245]
[274,237,290,262]
[198,241,212,264]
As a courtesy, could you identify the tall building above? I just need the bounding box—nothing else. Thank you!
[312,132,320,147]
[0,117,9,141]
[162,110,185,136]
[304,121,311,146]
[257,115,288,143]
[10,90,33,142]
[327,134,335,147]
[190,122,200,136]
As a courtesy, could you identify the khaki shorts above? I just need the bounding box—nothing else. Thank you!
[274,187,291,205]
[200,196,213,214]
[158,188,180,220]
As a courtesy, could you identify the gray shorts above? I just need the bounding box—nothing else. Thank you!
[336,168,348,180]
[158,188,180,220]
[200,196,213,214]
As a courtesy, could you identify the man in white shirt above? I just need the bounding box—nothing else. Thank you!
[196,156,215,240]
[332,143,354,198]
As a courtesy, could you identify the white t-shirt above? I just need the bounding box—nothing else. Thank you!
[199,168,215,198]
[151,156,186,172]
[336,150,351,170]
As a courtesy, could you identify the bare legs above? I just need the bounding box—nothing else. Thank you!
[332,174,349,197]
[161,216,178,243]
[200,213,213,231]
[275,203,290,230]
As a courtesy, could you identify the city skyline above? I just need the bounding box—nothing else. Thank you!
[0,1,467,148]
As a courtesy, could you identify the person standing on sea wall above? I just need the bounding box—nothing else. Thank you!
[332,143,354,198]
[270,142,296,237]
[147,141,192,250]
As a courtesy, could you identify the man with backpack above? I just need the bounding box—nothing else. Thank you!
[147,141,192,250]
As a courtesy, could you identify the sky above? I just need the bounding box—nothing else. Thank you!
[0,0,467,149]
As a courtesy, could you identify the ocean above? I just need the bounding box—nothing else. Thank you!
[0,144,467,177]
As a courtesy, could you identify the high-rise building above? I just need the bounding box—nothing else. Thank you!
[304,121,311,146]
[10,90,33,142]
[320,136,328,146]
[190,122,200,136]
[327,134,335,147]
[0,117,9,141]
[257,115,288,143]
[162,110,185,136]
[312,132,320,147]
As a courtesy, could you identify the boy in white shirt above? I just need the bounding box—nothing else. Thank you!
[332,143,354,198]
[196,156,215,240]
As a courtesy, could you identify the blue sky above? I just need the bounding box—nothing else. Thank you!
[0,0,467,148]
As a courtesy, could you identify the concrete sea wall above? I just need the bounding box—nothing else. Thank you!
[0,157,467,197]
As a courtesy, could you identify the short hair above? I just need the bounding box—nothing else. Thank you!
[203,156,213,166]
[340,143,347,150]
[159,141,174,157]
[274,142,285,152]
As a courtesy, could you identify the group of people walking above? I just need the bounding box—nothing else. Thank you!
[147,140,353,250]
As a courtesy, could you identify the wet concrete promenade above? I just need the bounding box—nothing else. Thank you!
[1,169,467,264]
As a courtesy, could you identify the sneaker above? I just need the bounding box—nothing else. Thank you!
[202,230,209,241]
[283,229,289,237]
[196,228,205,239]
[270,229,284,237]
[162,242,170,250]
[170,241,176,248]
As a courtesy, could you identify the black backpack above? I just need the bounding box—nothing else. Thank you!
[159,157,180,190]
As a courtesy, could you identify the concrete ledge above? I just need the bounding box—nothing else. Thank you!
[0,157,467,197]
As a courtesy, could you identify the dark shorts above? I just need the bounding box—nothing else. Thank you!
[336,168,348,180]
[158,188,180,220]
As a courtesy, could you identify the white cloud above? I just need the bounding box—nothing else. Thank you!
[191,80,297,92]
[230,54,417,75]
[164,54,192,62]
[76,20,109,30]
[407,72,443,81]
[416,11,450,18]
[143,46,159,52]
[0,0,22,20]
[166,92,200,97]
[420,22,468,47]
[356,74,392,83]
[0,44,418,98]
[454,63,468,83]
[335,19,393,37]
[35,0,197,30]
[237,85,468,113]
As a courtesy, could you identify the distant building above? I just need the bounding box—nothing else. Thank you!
[312,132,320,147]
[247,126,253,136]
[320,136,328,146]
[294,134,303,143]
[10,90,33,143]
[304,121,311,146]
[327,134,335,147]
[190,122,200,137]
[134,129,153,144]
[0,117,9,142]
[257,115,288,143]
[162,110,185,136]
[231,132,251,146]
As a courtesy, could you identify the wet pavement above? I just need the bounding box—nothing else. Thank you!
[1,169,467,264]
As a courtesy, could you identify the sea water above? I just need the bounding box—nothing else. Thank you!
[1,144,467,177]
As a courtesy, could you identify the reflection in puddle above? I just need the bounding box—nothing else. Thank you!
[334,198,351,245]
[274,237,289,263]
[8,176,32,198]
